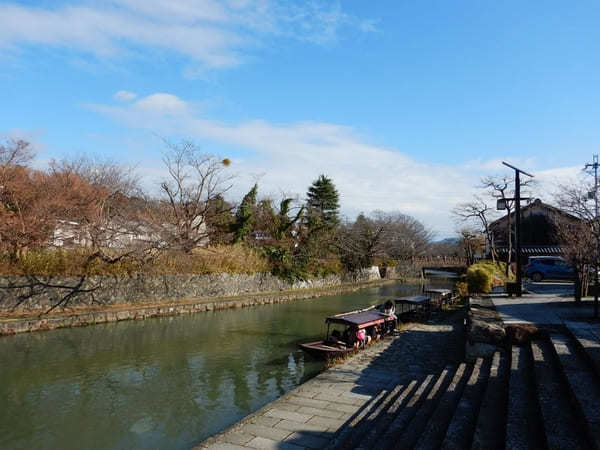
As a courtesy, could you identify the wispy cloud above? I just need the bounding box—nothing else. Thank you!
[88,91,588,237]
[90,92,480,236]
[0,1,375,69]
[463,156,537,172]
[113,90,137,101]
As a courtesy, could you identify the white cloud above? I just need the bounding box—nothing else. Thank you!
[132,93,188,115]
[90,93,480,237]
[464,156,537,172]
[534,165,585,200]
[90,92,592,237]
[114,90,137,101]
[0,1,375,69]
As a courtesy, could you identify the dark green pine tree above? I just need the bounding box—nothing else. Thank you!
[233,184,258,243]
[306,174,340,228]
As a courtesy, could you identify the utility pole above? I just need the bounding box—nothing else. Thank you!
[584,155,599,319]
[502,162,534,297]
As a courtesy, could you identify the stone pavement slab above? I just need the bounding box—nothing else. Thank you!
[491,294,597,325]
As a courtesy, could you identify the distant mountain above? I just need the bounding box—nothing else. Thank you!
[433,237,460,245]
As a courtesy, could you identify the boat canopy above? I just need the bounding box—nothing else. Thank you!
[326,310,393,329]
[394,295,431,305]
[424,288,452,295]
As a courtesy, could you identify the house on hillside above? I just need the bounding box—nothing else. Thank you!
[52,220,165,249]
[488,199,581,261]
[52,216,210,250]
[52,220,92,248]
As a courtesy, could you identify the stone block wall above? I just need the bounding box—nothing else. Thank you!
[0,265,390,312]
[465,297,507,361]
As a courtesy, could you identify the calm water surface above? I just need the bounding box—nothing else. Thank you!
[0,279,451,449]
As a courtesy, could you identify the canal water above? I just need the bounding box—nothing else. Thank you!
[0,279,452,449]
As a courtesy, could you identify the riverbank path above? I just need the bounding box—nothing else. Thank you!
[196,310,465,450]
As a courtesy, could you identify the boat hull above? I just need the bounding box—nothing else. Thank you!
[299,341,353,359]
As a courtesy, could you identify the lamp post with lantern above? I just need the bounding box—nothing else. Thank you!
[499,162,534,297]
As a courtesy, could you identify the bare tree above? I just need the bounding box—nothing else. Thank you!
[554,216,593,302]
[372,211,434,261]
[337,211,433,270]
[480,175,536,274]
[0,139,37,258]
[457,228,485,266]
[0,140,56,259]
[452,197,498,264]
[0,139,35,175]
[554,182,600,302]
[46,155,160,261]
[154,140,234,253]
[427,239,460,258]
[337,214,387,271]
[0,145,162,312]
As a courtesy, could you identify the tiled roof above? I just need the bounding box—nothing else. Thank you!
[496,245,564,254]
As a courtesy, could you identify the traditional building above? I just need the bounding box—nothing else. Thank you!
[488,199,581,260]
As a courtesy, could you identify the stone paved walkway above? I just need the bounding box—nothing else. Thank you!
[196,311,465,450]
[491,293,599,325]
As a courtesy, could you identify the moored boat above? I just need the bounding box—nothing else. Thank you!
[299,306,396,359]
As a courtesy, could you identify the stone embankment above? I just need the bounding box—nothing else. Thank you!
[465,297,507,361]
[0,267,398,336]
[0,267,384,312]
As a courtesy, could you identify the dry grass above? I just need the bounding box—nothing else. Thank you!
[155,244,271,275]
[0,244,271,276]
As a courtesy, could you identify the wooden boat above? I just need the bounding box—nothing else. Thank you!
[395,295,432,319]
[299,306,396,359]
[423,288,457,309]
[424,288,452,303]
[298,340,355,359]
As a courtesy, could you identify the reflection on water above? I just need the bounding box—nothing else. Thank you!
[0,279,452,449]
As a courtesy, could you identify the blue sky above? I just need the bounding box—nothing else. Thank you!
[2,0,600,236]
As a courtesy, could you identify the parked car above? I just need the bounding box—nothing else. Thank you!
[525,256,574,282]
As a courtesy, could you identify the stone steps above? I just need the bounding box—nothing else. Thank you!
[375,373,437,450]
[339,383,404,450]
[565,322,600,379]
[413,363,472,450]
[471,351,508,450]
[505,344,547,450]
[440,357,490,450]
[322,388,389,450]
[390,366,454,450]
[531,339,589,450]
[324,327,600,450]
[355,379,420,450]
[550,332,600,449]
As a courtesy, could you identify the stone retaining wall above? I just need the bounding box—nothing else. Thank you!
[0,261,425,336]
[0,265,390,313]
[466,296,507,361]
[0,278,397,336]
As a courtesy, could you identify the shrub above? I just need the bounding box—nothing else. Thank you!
[466,266,493,294]
[463,259,514,295]
[455,281,469,298]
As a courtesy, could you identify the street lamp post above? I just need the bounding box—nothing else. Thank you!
[502,162,534,297]
[584,155,599,319]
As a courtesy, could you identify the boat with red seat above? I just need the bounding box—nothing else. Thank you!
[299,306,396,359]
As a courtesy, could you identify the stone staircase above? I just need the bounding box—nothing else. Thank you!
[322,326,600,450]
